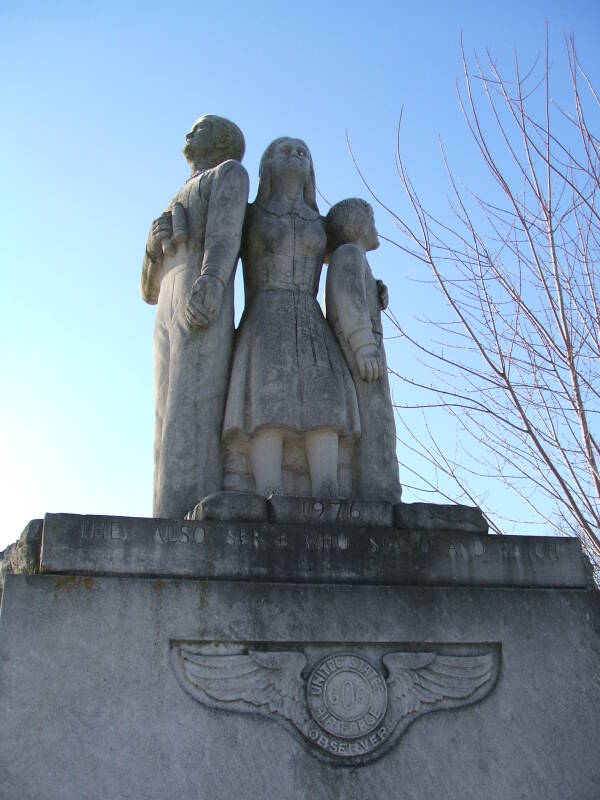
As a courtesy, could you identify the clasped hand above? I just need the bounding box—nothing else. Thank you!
[185,275,224,328]
[355,344,383,382]
[147,212,173,258]
[376,279,389,311]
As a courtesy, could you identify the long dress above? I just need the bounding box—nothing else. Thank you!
[222,202,360,454]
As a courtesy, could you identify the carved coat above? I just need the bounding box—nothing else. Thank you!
[325,243,401,503]
[142,159,249,517]
[222,203,360,441]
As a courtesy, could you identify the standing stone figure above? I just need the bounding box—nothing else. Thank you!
[141,115,249,518]
[325,198,401,503]
[222,138,360,498]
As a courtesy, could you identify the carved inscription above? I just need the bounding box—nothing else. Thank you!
[66,516,576,589]
[225,528,289,548]
[81,519,129,542]
[76,519,565,567]
[72,516,567,577]
[149,528,558,560]
[447,540,485,557]
[368,534,561,561]
[226,528,263,547]
[369,534,430,555]
[307,654,388,754]
[306,724,388,757]
[302,500,362,523]
[304,532,350,552]
[498,540,559,560]
[153,524,205,544]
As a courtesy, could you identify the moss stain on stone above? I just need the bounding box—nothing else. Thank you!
[197,579,209,613]
[54,576,95,594]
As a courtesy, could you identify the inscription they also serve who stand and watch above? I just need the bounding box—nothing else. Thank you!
[79,506,563,562]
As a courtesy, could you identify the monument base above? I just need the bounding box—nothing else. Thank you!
[1,513,599,799]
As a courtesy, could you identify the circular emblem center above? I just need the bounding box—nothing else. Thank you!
[307,653,388,739]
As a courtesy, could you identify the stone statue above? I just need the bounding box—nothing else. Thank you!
[141,115,249,518]
[325,198,402,503]
[221,138,360,498]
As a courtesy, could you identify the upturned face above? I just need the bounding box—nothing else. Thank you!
[183,116,216,164]
[268,138,311,180]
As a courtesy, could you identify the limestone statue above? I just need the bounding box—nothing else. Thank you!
[221,138,360,498]
[325,198,402,503]
[141,115,249,518]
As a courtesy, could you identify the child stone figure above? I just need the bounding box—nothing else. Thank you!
[325,198,402,503]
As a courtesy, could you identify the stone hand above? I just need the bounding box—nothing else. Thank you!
[355,344,383,382]
[376,279,389,311]
[185,275,224,328]
[147,212,173,259]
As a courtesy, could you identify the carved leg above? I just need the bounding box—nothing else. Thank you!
[250,428,284,496]
[305,428,340,497]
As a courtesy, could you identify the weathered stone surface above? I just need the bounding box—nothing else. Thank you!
[1,573,598,798]
[188,490,268,523]
[142,131,407,511]
[141,115,249,519]
[38,513,592,589]
[0,518,42,604]
[171,642,501,765]
[222,138,359,500]
[267,495,393,527]
[395,502,488,534]
[325,198,401,503]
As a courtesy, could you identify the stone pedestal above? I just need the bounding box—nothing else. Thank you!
[1,512,599,799]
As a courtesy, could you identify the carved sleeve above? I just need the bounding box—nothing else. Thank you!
[140,197,177,305]
[201,160,250,286]
[326,244,377,353]
[141,222,164,305]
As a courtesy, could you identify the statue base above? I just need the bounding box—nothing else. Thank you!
[0,511,598,798]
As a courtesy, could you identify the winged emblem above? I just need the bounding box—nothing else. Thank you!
[171,643,499,765]
[172,646,310,731]
[383,651,496,723]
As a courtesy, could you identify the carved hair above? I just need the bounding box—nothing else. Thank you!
[325,198,373,252]
[203,115,246,162]
[256,137,319,212]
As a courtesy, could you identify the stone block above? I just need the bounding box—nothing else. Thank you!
[1,571,599,799]
[188,491,268,523]
[0,518,42,605]
[38,513,592,589]
[394,502,488,534]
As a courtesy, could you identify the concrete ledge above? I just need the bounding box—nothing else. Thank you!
[39,513,593,588]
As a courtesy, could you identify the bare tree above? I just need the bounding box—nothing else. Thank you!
[355,34,600,570]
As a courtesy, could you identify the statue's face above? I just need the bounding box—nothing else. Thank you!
[268,138,311,180]
[363,209,380,251]
[183,116,216,164]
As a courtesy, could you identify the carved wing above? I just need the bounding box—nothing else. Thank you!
[383,651,496,722]
[172,646,309,732]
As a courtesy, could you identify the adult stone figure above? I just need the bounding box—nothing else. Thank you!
[141,115,249,518]
[222,137,360,498]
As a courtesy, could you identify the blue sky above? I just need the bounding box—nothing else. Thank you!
[1,0,599,548]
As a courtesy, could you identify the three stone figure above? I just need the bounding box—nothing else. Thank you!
[142,115,401,519]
